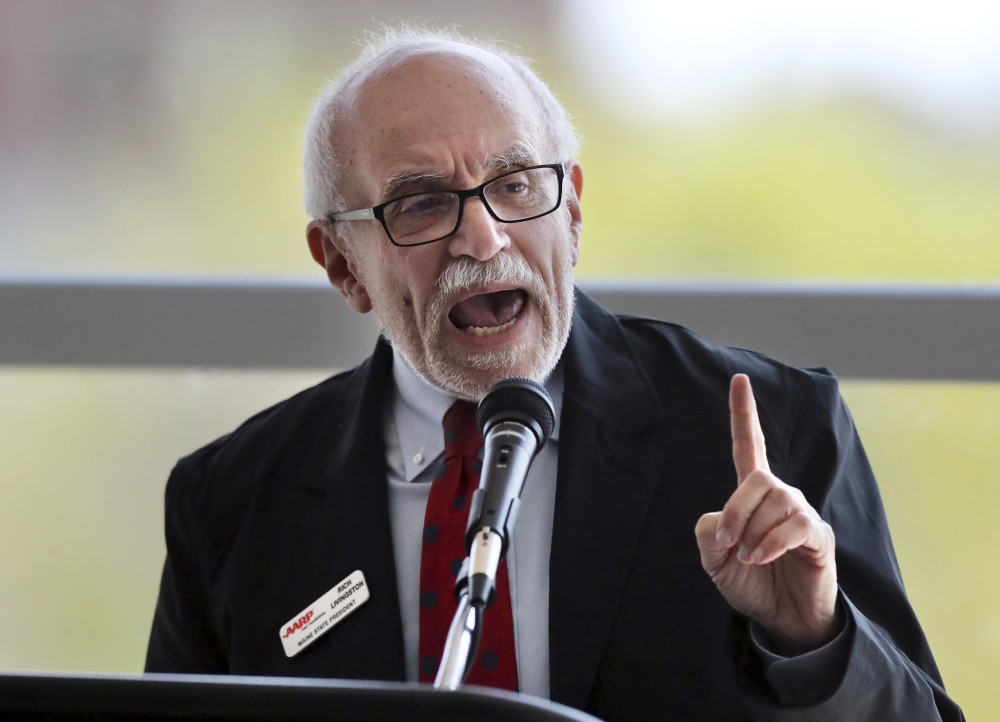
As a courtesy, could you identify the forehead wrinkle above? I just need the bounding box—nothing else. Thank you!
[380,141,543,200]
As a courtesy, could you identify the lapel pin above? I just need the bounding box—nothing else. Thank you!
[279,569,370,658]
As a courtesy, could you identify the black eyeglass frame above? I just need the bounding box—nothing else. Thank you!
[326,162,566,247]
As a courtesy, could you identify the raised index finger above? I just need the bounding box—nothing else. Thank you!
[730,374,770,483]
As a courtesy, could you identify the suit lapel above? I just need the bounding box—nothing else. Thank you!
[291,338,407,681]
[549,291,667,708]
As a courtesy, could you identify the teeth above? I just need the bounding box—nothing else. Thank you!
[465,317,517,336]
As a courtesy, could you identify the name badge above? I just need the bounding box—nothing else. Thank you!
[279,570,370,657]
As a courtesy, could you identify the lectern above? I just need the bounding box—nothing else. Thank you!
[0,671,603,721]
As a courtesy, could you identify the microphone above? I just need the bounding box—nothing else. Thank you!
[462,377,555,608]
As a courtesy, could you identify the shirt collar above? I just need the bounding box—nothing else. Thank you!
[390,346,563,482]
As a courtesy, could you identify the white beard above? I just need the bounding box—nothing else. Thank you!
[371,244,575,401]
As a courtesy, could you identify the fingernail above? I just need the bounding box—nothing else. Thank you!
[716,527,732,546]
[750,547,764,563]
[737,544,749,562]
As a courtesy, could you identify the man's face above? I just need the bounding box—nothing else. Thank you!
[309,47,583,400]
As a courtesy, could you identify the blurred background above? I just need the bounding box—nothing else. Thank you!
[0,0,997,717]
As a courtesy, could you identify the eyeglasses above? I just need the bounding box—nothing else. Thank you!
[327,163,565,247]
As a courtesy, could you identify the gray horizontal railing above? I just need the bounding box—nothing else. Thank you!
[1,277,998,380]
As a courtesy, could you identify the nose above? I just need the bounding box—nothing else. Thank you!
[445,195,510,262]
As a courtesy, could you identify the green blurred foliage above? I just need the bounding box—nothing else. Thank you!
[0,369,330,671]
[574,99,1000,281]
[28,55,1000,283]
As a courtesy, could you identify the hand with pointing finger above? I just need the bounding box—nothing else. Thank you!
[695,374,841,654]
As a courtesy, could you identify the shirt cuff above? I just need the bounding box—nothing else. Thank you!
[749,595,854,706]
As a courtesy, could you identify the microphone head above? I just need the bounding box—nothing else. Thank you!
[476,377,556,446]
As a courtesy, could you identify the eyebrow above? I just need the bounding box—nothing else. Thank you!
[381,170,449,200]
[483,143,540,173]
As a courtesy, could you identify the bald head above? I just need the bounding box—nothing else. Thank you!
[334,47,550,211]
[302,27,579,220]
[341,39,526,117]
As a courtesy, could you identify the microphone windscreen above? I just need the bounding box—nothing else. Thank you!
[476,377,556,444]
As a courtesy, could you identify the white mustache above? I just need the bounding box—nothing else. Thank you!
[434,254,544,304]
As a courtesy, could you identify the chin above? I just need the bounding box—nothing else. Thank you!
[423,313,572,401]
[451,348,536,396]
[383,320,561,401]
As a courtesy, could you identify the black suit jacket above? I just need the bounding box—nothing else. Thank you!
[146,291,962,721]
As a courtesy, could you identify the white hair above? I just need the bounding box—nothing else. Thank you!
[302,23,581,220]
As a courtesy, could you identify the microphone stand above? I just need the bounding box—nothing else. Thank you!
[433,572,480,690]
[433,528,504,690]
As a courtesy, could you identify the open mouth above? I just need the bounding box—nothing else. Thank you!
[448,289,527,336]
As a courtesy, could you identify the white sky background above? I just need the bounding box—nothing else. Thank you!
[558,0,1000,131]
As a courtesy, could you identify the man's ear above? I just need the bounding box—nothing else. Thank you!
[564,160,584,266]
[306,221,373,313]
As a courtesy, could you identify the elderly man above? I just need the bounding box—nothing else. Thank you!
[146,27,962,721]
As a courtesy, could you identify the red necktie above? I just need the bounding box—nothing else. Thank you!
[418,400,519,690]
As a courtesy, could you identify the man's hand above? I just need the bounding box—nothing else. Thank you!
[695,374,840,654]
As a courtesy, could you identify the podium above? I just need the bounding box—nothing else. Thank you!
[0,671,603,721]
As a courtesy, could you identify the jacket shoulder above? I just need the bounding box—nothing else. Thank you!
[163,359,377,549]
[611,312,843,473]
[174,364,364,483]
[615,312,836,392]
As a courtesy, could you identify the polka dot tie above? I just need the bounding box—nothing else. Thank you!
[418,400,518,690]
